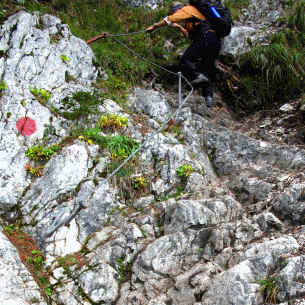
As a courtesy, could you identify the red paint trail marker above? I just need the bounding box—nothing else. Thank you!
[16,117,37,136]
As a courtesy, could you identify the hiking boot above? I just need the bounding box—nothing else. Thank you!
[191,73,209,85]
[205,96,213,107]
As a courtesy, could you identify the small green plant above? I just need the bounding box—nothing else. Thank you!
[4,224,19,235]
[60,54,70,62]
[258,275,279,304]
[76,127,108,147]
[102,161,134,178]
[27,249,45,271]
[25,144,60,161]
[50,33,61,44]
[60,90,104,120]
[25,163,44,177]
[57,255,78,268]
[0,9,5,20]
[30,88,51,102]
[0,80,7,91]
[132,176,147,189]
[107,135,139,160]
[176,164,194,178]
[116,254,131,285]
[102,74,128,91]
[44,286,52,296]
[98,113,128,131]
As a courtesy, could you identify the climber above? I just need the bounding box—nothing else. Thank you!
[146,1,221,107]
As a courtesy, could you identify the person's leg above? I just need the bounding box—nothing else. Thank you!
[180,39,207,82]
[199,32,221,106]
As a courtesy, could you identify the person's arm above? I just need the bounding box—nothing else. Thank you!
[146,20,167,33]
[146,6,196,34]
[170,22,189,38]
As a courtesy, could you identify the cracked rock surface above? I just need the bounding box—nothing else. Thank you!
[0,10,305,305]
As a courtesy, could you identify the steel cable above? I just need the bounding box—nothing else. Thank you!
[46,30,194,237]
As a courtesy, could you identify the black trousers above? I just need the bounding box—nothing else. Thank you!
[180,31,221,98]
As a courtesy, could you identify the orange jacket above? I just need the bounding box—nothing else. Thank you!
[164,5,206,32]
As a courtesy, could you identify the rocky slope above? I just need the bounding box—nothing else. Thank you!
[0,2,304,305]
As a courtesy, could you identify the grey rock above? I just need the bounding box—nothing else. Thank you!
[272,184,305,224]
[55,281,88,305]
[78,264,119,303]
[280,104,295,113]
[89,222,146,268]
[141,132,208,187]
[229,171,274,202]
[203,119,305,176]
[0,11,97,214]
[255,212,283,232]
[21,143,89,240]
[76,180,119,243]
[133,230,207,284]
[277,255,305,302]
[0,231,46,305]
[222,26,256,56]
[133,195,155,209]
[243,0,284,25]
[128,88,171,122]
[1,8,305,305]
[164,196,242,234]
[184,172,209,193]
[202,236,299,305]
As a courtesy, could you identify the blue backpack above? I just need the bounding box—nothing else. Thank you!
[190,0,232,38]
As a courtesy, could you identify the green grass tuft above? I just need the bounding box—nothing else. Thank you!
[238,0,305,109]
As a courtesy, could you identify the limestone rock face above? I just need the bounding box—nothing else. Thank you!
[1,9,305,305]
[0,231,46,305]
[128,88,171,122]
[0,11,97,217]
